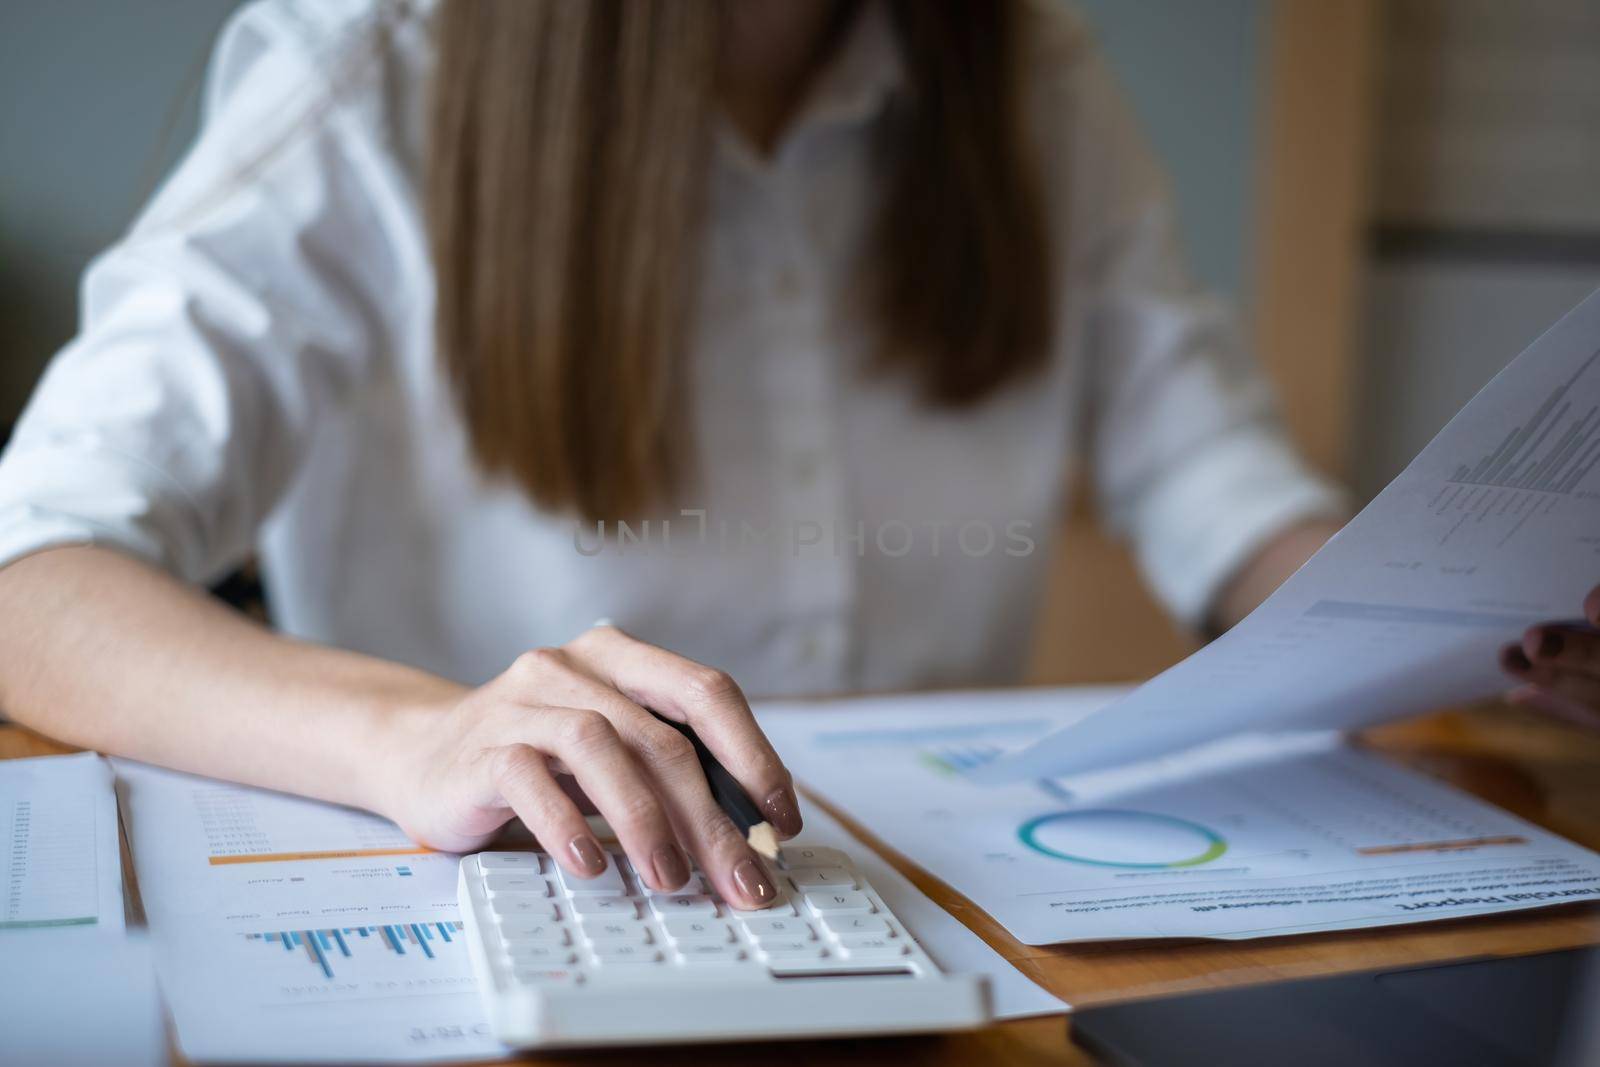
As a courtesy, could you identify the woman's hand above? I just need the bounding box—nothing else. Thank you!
[379,625,802,909]
[1500,584,1600,728]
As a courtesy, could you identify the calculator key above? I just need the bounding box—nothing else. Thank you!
[778,846,848,870]
[588,942,661,965]
[838,937,908,959]
[484,873,551,897]
[479,852,545,872]
[661,918,732,943]
[505,943,576,964]
[554,858,627,896]
[757,896,798,918]
[824,915,892,939]
[510,967,577,986]
[644,875,709,897]
[741,916,815,941]
[804,890,873,915]
[649,894,719,918]
[674,942,745,964]
[582,920,650,942]
[756,940,825,959]
[491,896,561,919]
[570,896,639,918]
[496,919,568,943]
[788,867,857,890]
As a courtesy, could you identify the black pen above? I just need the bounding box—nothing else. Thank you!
[654,713,780,860]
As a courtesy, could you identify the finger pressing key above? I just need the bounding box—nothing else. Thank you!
[570,626,804,839]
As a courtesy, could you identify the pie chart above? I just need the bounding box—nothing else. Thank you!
[1017,809,1227,869]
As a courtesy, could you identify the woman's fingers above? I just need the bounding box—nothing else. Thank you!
[1520,625,1600,680]
[1501,626,1600,731]
[485,741,608,878]
[537,679,779,908]
[612,714,778,908]
[496,662,777,908]
[494,706,686,889]
[571,624,803,839]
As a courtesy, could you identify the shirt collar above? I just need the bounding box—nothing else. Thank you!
[715,0,906,171]
[793,0,906,132]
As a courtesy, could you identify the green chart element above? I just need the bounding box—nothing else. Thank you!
[1016,809,1228,869]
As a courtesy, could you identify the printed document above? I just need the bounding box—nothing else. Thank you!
[760,690,1600,945]
[0,752,123,931]
[976,288,1600,782]
[114,758,507,1063]
[1,753,162,1066]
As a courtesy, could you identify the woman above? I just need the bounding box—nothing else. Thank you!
[0,0,1592,911]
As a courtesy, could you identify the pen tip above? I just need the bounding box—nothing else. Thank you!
[747,822,779,861]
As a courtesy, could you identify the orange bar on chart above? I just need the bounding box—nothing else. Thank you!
[1356,835,1527,856]
[208,846,435,865]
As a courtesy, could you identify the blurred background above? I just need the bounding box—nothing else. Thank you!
[1,0,1597,684]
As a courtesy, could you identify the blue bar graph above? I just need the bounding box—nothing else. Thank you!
[246,922,464,979]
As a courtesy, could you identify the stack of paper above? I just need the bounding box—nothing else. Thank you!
[0,753,164,1066]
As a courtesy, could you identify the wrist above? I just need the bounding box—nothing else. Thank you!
[359,680,466,824]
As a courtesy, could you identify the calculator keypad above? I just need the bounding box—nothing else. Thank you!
[467,847,922,986]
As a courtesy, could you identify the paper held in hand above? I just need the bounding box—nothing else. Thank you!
[975,286,1600,784]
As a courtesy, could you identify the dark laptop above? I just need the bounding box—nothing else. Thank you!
[1070,947,1600,1067]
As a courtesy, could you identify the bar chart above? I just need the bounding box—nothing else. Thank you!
[919,742,1006,778]
[1448,346,1600,495]
[246,922,466,979]
[1429,346,1600,547]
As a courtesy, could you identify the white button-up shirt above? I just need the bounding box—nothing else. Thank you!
[0,0,1342,695]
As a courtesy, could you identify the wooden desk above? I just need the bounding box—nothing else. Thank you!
[5,702,1598,1066]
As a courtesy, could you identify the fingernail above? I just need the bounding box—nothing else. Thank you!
[567,835,607,877]
[651,843,691,891]
[732,856,776,905]
[762,786,803,837]
[1501,645,1532,673]
[1535,630,1565,659]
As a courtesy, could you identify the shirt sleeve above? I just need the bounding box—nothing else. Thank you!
[0,0,404,584]
[1072,53,1347,628]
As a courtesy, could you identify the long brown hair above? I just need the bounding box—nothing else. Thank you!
[428,0,1052,521]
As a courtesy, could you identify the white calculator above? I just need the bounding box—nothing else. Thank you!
[457,844,990,1048]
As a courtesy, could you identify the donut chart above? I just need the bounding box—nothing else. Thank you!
[1016,809,1228,869]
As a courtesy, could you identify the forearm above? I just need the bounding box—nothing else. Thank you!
[1208,517,1344,634]
[0,545,464,814]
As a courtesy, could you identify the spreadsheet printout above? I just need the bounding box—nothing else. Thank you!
[0,752,122,931]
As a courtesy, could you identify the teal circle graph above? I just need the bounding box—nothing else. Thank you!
[1016,809,1228,869]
